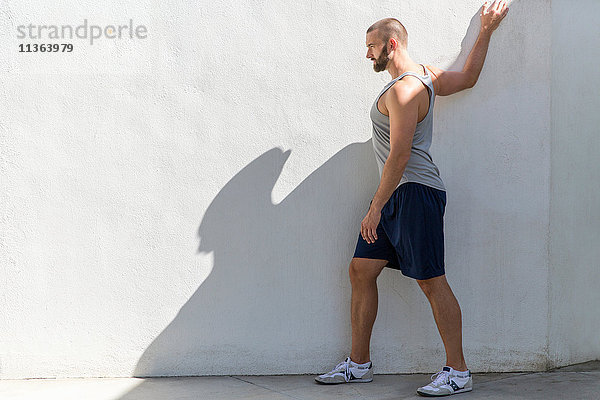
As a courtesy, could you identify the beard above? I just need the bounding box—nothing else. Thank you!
[373,46,390,72]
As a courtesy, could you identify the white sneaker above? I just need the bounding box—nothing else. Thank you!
[314,357,373,384]
[416,366,472,396]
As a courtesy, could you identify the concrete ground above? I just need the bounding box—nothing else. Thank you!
[1,360,598,400]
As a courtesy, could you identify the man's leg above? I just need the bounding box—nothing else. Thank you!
[417,274,468,371]
[349,257,388,364]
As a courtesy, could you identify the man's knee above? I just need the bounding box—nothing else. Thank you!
[349,258,386,284]
[416,274,446,296]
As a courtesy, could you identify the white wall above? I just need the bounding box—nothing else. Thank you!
[549,0,600,367]
[0,0,595,380]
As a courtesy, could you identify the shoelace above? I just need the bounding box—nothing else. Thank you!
[430,370,450,386]
[329,358,351,381]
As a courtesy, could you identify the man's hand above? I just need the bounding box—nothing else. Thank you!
[361,207,382,244]
[480,0,509,35]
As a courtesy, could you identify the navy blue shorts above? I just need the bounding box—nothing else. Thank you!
[353,182,447,280]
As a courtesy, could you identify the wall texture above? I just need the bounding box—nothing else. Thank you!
[0,0,596,379]
[548,0,600,367]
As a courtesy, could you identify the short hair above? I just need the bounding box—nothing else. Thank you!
[367,18,408,49]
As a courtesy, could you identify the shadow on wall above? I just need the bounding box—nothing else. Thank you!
[446,7,486,72]
[127,142,378,378]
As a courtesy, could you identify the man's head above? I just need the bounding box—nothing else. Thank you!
[365,18,408,72]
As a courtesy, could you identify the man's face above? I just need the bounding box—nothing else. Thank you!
[366,31,390,73]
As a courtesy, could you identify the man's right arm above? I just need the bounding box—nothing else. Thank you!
[427,0,509,96]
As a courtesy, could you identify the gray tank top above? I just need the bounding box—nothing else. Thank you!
[370,64,445,192]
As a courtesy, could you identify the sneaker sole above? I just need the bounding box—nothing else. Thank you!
[315,378,373,385]
[416,387,472,397]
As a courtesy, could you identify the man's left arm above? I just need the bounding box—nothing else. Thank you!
[426,1,509,96]
[361,82,419,244]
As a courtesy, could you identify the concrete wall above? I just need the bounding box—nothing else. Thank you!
[0,0,595,379]
[548,0,600,367]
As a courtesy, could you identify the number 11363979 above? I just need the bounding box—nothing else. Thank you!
[19,43,73,52]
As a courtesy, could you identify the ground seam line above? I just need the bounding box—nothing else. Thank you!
[230,376,302,400]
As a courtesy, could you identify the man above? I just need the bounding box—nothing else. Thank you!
[315,1,509,397]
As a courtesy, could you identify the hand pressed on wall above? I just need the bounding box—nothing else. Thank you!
[480,0,509,34]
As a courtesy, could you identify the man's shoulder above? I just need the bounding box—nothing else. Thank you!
[387,77,425,105]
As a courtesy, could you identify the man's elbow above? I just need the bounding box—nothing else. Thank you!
[388,151,411,166]
[465,79,477,89]
[464,72,478,89]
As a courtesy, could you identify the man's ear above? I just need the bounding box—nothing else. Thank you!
[389,38,397,51]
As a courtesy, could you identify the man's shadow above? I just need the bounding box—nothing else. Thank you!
[128,143,385,379]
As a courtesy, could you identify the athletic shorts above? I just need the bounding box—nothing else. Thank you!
[353,182,447,280]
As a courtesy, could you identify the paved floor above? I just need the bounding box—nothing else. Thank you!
[1,361,598,400]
